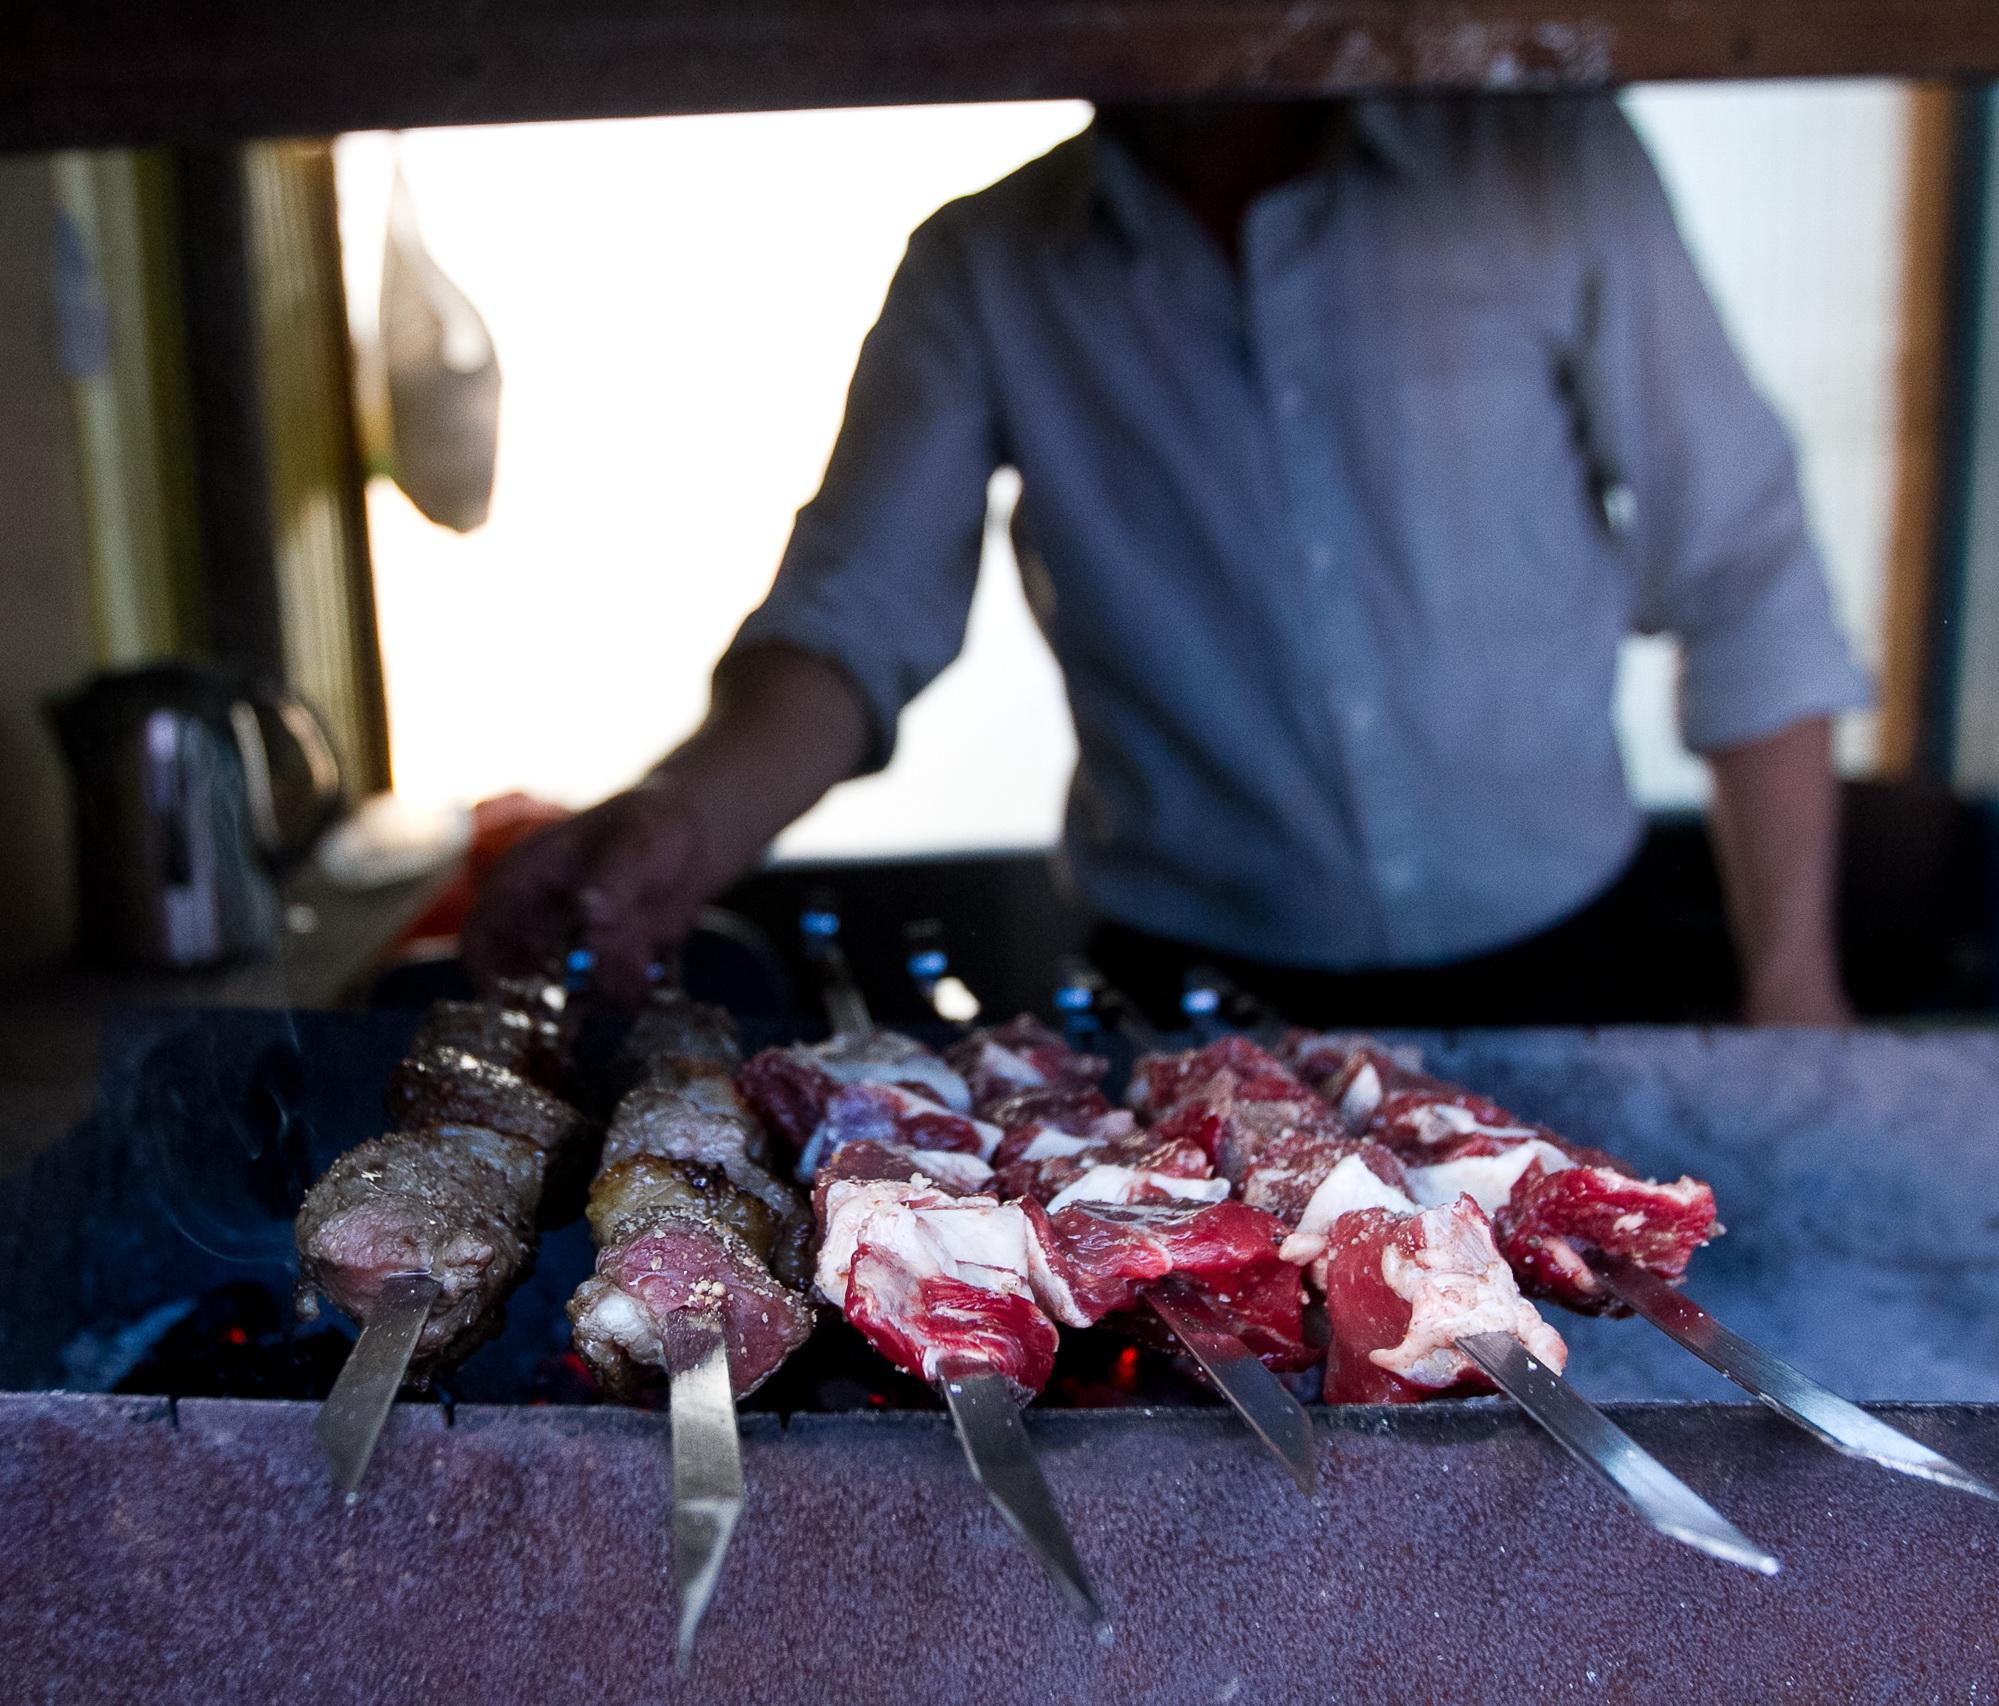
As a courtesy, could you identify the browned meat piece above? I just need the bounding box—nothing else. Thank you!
[569,1209,815,1399]
[602,1071,774,1173]
[386,1046,590,1153]
[601,1075,809,1284]
[619,993,743,1073]
[294,1128,544,1375]
[409,998,569,1090]
[386,1045,598,1222]
[587,1155,780,1263]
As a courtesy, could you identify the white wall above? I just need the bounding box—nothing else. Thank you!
[1619,83,1907,805]
[336,106,1085,857]
[339,85,1910,854]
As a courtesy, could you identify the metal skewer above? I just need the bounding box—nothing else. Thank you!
[1593,1257,1998,1504]
[671,1313,746,1666]
[814,898,1107,1628]
[942,1366,1111,1638]
[1457,1329,1780,1575]
[1145,1276,1317,1496]
[314,1270,441,1499]
[1041,966,1319,1496]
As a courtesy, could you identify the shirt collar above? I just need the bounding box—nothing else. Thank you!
[1063,100,1419,248]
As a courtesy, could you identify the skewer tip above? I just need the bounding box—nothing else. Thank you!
[1661,1522,1782,1579]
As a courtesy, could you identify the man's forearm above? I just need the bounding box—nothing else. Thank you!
[1705,714,1850,1024]
[646,644,871,887]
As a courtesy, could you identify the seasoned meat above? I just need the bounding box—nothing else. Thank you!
[587,1156,779,1261]
[569,1209,815,1399]
[386,1046,591,1155]
[386,1045,598,1223]
[603,1073,773,1173]
[409,999,568,1090]
[601,1076,810,1286]
[294,1128,544,1375]
[618,994,742,1074]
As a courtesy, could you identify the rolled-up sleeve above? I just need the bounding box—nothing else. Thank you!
[1578,101,1872,754]
[722,213,1001,774]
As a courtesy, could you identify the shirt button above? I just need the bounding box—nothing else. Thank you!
[1309,543,1334,575]
[1379,858,1417,895]
[1346,701,1377,736]
[1277,384,1305,418]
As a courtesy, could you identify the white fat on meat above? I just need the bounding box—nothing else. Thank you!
[1043,1166,1232,1213]
[814,1034,971,1111]
[1018,1128,1096,1163]
[1397,1102,1541,1149]
[899,1149,996,1193]
[1279,1153,1419,1267]
[1339,1061,1384,1127]
[1403,1138,1573,1215]
[568,1277,662,1365]
[797,1083,1004,1178]
[966,1040,1046,1094]
[814,1179,1036,1310]
[1372,1199,1568,1387]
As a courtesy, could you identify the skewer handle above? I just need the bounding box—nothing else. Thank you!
[801,890,873,1037]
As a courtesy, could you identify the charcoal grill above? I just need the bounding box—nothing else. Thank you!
[4,1007,1999,1699]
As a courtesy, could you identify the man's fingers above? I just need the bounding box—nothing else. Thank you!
[462,820,594,989]
[575,805,706,1002]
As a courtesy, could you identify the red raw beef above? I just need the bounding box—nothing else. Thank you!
[1308,1196,1569,1404]
[1237,1131,1411,1225]
[1305,1044,1455,1132]
[1496,1162,1720,1314]
[1150,1075,1345,1183]
[845,1250,1057,1401]
[815,1178,1059,1402]
[948,1015,1108,1113]
[738,1048,838,1152]
[984,1082,1122,1137]
[1126,1036,1310,1119]
[741,1047,1000,1180]
[1024,1199,1314,1371]
[993,1118,1212,1206]
[810,1139,995,1229]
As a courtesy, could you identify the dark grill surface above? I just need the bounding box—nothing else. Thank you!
[6,1013,1999,1699]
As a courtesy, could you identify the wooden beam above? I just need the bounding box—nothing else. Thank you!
[11,1,1999,153]
[1875,88,1960,777]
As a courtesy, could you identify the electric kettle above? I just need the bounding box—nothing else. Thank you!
[47,664,344,969]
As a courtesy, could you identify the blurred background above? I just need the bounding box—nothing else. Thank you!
[3,76,1999,1173]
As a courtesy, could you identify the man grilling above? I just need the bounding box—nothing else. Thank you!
[466,97,1867,1026]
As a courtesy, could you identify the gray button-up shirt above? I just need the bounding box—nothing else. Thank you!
[727,97,1869,970]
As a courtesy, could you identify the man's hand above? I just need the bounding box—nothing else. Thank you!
[461,645,872,1005]
[462,777,714,1003]
[1706,714,1853,1027]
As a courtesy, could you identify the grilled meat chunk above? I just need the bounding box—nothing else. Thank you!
[587,1155,780,1261]
[295,1128,544,1374]
[409,998,569,1090]
[569,1209,815,1400]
